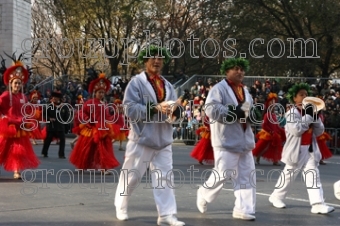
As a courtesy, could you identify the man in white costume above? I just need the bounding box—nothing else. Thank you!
[269,83,334,214]
[114,45,185,226]
[196,58,257,220]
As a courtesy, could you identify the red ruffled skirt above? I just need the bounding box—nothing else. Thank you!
[31,109,44,139]
[190,126,214,163]
[0,120,40,171]
[317,132,333,160]
[252,129,283,163]
[114,130,129,141]
[69,123,120,169]
[30,125,44,140]
[113,115,129,141]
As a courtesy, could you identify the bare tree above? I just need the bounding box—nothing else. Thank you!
[226,0,340,78]
[31,1,75,80]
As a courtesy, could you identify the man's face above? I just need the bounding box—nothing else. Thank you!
[226,66,245,84]
[145,55,164,75]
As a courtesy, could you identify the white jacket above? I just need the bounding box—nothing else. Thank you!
[205,79,255,153]
[123,72,177,149]
[281,107,324,166]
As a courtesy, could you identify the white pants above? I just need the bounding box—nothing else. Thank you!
[114,141,177,216]
[270,146,324,205]
[198,148,256,214]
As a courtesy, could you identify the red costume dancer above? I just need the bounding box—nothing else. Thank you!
[252,93,286,165]
[190,119,214,165]
[316,113,332,165]
[27,90,44,144]
[69,73,120,171]
[112,99,129,151]
[70,95,84,149]
[0,55,40,179]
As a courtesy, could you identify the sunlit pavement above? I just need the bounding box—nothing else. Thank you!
[0,140,339,226]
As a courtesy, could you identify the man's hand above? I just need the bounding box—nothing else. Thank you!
[235,104,246,118]
[169,99,182,113]
[156,101,171,115]
[240,102,250,118]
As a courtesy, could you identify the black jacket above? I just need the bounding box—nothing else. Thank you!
[44,103,70,132]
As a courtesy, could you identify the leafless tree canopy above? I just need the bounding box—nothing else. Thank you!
[30,0,340,80]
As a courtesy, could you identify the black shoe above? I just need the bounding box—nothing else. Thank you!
[319,160,326,165]
[59,156,66,159]
[42,154,48,158]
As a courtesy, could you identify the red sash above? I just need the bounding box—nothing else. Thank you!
[226,79,246,130]
[296,108,313,145]
[301,128,313,145]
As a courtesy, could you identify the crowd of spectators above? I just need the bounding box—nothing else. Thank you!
[1,73,339,148]
[175,77,340,150]
[19,77,129,107]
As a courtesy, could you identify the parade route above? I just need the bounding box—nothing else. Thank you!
[1,140,339,226]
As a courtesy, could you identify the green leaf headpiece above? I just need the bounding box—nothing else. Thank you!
[138,45,171,64]
[220,58,250,74]
[286,83,311,103]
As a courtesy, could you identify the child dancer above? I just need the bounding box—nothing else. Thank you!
[28,90,44,145]
[70,95,84,149]
[0,55,40,178]
[252,93,286,165]
[69,73,120,172]
[316,111,333,165]
[269,83,334,214]
[190,117,214,165]
[112,99,128,150]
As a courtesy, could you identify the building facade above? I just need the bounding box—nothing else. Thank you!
[0,0,31,67]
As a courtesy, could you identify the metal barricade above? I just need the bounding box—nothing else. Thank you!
[176,123,339,155]
[172,122,198,145]
[324,128,340,154]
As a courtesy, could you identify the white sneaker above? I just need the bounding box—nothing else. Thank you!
[334,180,340,200]
[269,196,286,208]
[157,215,185,226]
[232,212,256,221]
[196,189,207,213]
[311,204,335,214]
[116,209,128,221]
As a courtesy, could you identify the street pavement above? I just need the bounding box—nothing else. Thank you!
[1,139,340,226]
